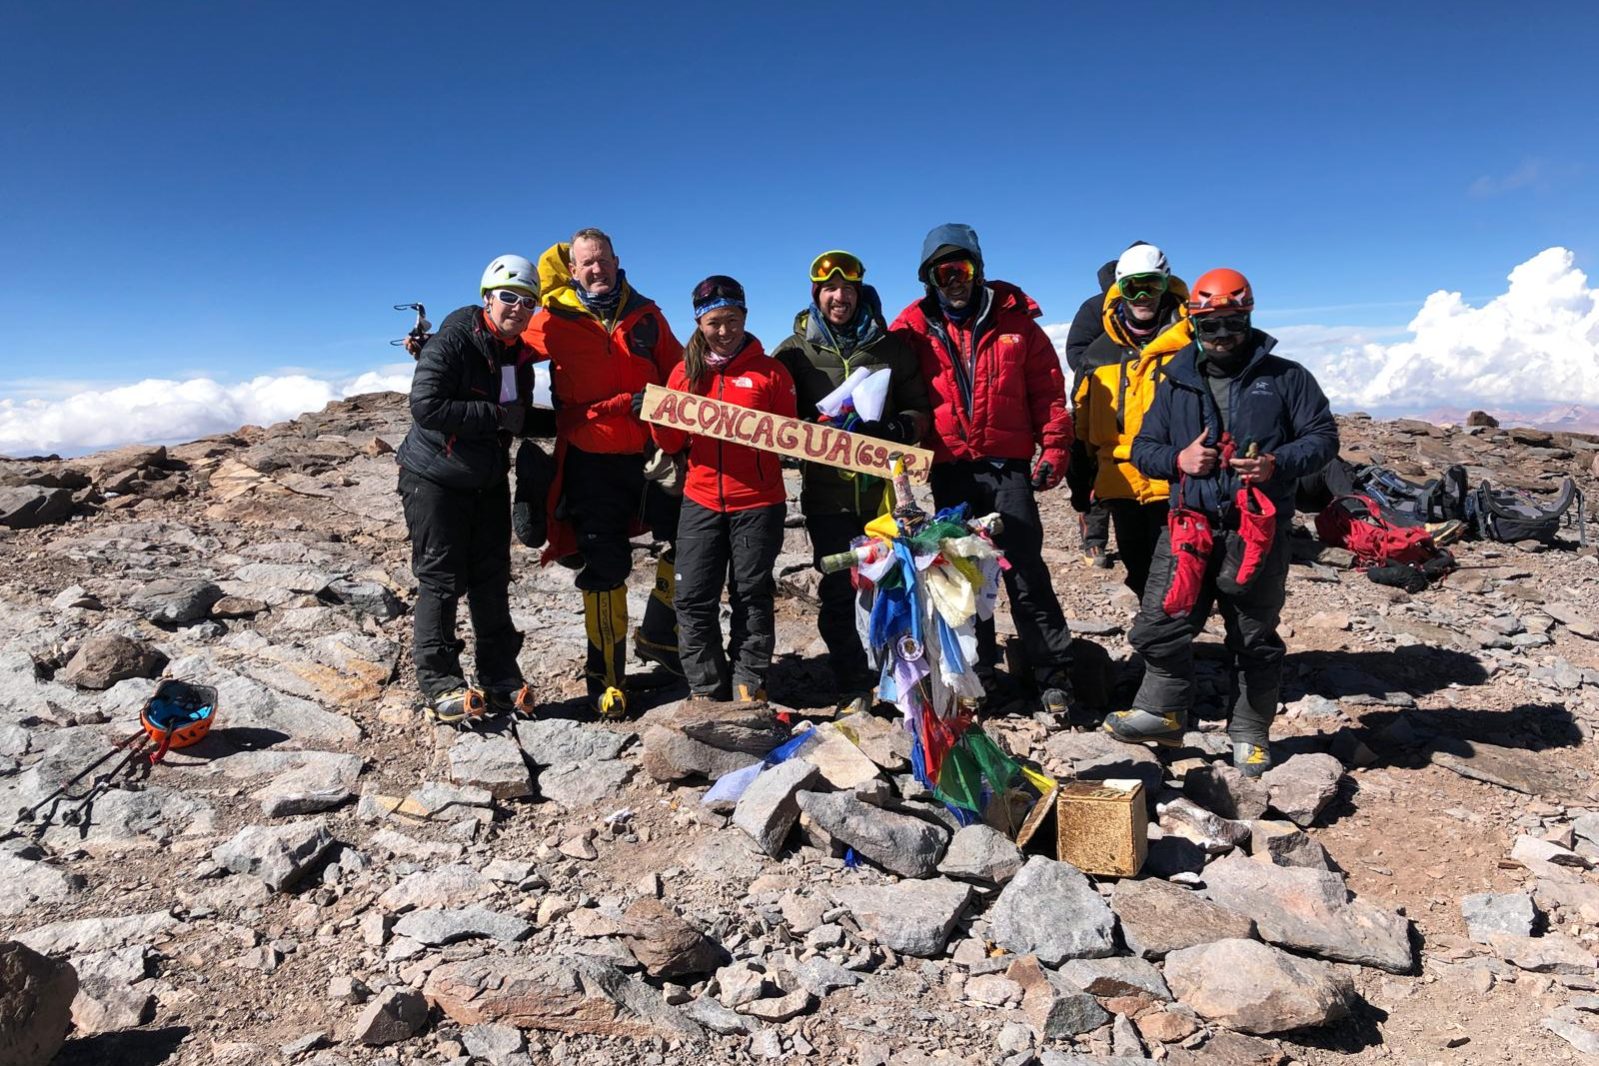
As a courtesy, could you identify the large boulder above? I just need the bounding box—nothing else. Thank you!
[0,940,78,1065]
[1164,938,1352,1035]
[1110,876,1258,959]
[794,790,948,878]
[1201,854,1413,973]
[59,634,167,690]
[0,486,74,530]
[423,954,703,1043]
[988,856,1116,965]
[829,878,972,957]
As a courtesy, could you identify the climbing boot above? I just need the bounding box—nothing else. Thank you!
[734,683,767,706]
[426,687,487,727]
[584,586,629,719]
[1102,707,1187,746]
[1232,739,1273,778]
[487,682,538,719]
[635,552,683,677]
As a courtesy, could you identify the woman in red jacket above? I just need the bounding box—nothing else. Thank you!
[653,276,797,703]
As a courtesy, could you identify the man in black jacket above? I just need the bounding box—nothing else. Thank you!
[1103,268,1338,775]
[395,255,543,724]
[1063,255,1124,569]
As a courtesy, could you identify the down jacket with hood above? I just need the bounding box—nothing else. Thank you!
[521,242,683,456]
[772,284,930,515]
[397,306,536,491]
[1131,330,1339,524]
[1072,278,1194,505]
[651,338,798,513]
[891,281,1071,467]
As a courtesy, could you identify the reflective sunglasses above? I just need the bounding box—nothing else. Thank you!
[1120,273,1169,301]
[692,275,746,306]
[491,289,538,309]
[810,250,865,285]
[930,259,976,287]
[1192,312,1251,338]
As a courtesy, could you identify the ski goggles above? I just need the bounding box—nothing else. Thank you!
[930,259,976,288]
[491,289,538,309]
[1192,312,1251,339]
[1119,273,1168,301]
[692,275,746,317]
[810,250,866,285]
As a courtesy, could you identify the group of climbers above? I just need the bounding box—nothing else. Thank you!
[394,226,1337,777]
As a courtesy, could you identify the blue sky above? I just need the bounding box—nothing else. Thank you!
[2,2,1597,452]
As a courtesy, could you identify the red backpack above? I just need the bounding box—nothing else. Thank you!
[1315,494,1437,566]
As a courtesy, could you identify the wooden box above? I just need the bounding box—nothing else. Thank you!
[1015,778,1147,878]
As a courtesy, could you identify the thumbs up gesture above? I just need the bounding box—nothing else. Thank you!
[1177,429,1219,476]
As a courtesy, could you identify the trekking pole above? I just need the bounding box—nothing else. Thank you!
[11,728,145,828]
[59,734,154,828]
[391,303,432,358]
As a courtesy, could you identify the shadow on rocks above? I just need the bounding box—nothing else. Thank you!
[1284,995,1388,1055]
[1285,645,1490,703]
[56,1025,190,1066]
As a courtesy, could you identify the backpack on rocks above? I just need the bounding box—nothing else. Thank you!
[1358,464,1469,525]
[1468,477,1586,545]
[1315,494,1438,567]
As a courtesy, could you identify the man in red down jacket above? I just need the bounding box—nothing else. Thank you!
[891,223,1077,721]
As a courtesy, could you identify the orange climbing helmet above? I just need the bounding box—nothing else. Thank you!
[1187,268,1255,316]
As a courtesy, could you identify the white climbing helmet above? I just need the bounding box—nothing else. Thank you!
[480,254,538,296]
[1114,244,1170,282]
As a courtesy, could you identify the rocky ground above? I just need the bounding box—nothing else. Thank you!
[1,393,1598,1066]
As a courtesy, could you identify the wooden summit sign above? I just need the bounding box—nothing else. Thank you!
[638,383,934,483]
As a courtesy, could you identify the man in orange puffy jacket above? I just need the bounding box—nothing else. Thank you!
[523,229,684,718]
[891,223,1077,722]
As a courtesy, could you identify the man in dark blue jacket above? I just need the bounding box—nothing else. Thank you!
[1103,268,1338,775]
[396,255,543,725]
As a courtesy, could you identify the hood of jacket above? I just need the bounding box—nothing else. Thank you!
[918,223,983,280]
[793,283,888,351]
[534,242,651,323]
[1096,258,1118,293]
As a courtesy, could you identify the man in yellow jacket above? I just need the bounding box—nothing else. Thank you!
[1072,244,1193,598]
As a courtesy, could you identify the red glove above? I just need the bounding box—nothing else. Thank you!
[1031,448,1068,491]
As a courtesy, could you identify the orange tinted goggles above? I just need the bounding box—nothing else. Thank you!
[810,250,866,284]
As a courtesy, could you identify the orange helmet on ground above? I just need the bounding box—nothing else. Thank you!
[1187,268,1254,316]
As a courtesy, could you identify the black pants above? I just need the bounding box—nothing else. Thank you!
[930,460,1072,690]
[1104,499,1170,600]
[674,499,785,697]
[398,467,521,699]
[1128,522,1291,742]
[1081,500,1111,551]
[563,447,680,591]
[806,509,877,694]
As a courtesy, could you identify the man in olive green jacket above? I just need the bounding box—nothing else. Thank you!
[773,250,932,709]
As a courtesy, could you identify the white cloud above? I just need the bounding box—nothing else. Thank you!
[0,364,415,458]
[1040,247,1599,417]
[1298,247,1599,412]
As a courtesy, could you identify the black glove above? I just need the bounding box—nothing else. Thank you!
[512,501,546,548]
[631,391,646,418]
[498,403,526,435]
[1029,459,1055,491]
[855,414,913,444]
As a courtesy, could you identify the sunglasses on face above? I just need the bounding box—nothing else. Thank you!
[491,290,538,309]
[692,275,746,305]
[1193,313,1250,338]
[1120,273,1168,300]
[810,250,866,285]
[931,259,976,287]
